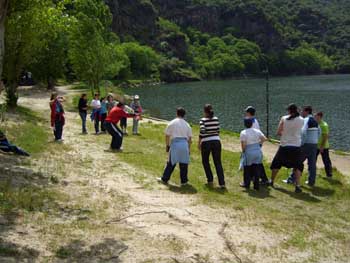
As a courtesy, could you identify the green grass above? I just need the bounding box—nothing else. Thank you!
[92,121,350,260]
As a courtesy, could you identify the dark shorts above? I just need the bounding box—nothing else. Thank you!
[270,146,304,171]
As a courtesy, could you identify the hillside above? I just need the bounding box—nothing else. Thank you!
[106,0,350,78]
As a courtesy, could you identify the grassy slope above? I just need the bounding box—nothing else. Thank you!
[92,120,350,261]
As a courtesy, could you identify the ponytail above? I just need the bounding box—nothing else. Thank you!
[204,104,214,119]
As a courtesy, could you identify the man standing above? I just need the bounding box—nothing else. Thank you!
[158,108,192,186]
[91,93,101,135]
[315,112,333,178]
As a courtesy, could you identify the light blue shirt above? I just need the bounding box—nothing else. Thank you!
[302,115,321,145]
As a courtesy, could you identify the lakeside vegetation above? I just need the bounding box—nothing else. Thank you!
[1,0,350,108]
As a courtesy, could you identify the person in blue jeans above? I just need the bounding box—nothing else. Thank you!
[0,131,30,156]
[78,93,88,134]
[100,97,108,133]
[284,106,320,186]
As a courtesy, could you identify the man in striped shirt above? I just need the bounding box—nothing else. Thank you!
[198,104,225,188]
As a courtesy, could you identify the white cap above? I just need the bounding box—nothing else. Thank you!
[134,95,140,100]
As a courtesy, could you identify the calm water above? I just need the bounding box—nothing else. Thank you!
[123,75,350,151]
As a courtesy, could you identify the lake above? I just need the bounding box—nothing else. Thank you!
[123,75,350,151]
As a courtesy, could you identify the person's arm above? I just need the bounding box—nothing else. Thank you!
[165,135,171,152]
[198,120,205,150]
[188,137,192,153]
[301,118,308,144]
[277,118,284,136]
[241,141,247,152]
[260,135,268,144]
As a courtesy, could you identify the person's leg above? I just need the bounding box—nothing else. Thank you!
[201,142,214,183]
[82,112,87,133]
[252,164,260,190]
[212,141,225,186]
[179,163,189,184]
[270,169,280,186]
[9,145,30,156]
[294,168,302,193]
[111,124,123,149]
[132,118,138,134]
[306,144,318,186]
[258,164,268,183]
[101,114,107,132]
[243,166,251,188]
[162,159,176,183]
[55,119,63,140]
[94,115,100,134]
[321,149,333,177]
[105,123,119,149]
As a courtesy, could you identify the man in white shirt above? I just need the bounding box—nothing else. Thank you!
[158,108,192,185]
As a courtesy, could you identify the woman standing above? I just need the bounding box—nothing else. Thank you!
[90,93,101,135]
[50,93,65,142]
[78,93,88,134]
[240,118,267,190]
[269,103,305,193]
[198,104,225,188]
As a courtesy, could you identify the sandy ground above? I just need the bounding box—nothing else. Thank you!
[1,85,349,262]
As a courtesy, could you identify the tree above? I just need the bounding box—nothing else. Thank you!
[29,4,68,89]
[0,0,9,92]
[3,0,50,107]
[68,0,127,95]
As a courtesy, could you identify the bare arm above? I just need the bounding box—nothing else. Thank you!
[241,141,247,152]
[165,135,171,152]
[277,119,284,136]
[260,135,268,144]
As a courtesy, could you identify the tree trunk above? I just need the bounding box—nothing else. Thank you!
[0,0,9,87]
[5,82,18,108]
[47,76,55,90]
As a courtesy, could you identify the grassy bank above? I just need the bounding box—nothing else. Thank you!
[92,121,350,261]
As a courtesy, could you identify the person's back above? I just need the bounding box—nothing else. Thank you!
[240,128,264,146]
[303,115,320,145]
[167,118,192,139]
[280,115,304,147]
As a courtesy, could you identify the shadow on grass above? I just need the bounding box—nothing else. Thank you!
[0,238,40,260]
[167,184,198,195]
[55,238,128,262]
[274,187,321,203]
[204,185,229,195]
[321,176,343,186]
[246,186,273,199]
[309,185,335,197]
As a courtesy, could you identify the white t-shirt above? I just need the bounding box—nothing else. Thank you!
[240,128,264,145]
[166,118,192,140]
[91,99,101,109]
[280,115,304,147]
[252,119,260,130]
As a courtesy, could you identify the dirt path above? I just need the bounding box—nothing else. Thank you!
[2,85,348,262]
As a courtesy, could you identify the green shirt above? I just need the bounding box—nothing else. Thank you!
[318,120,330,149]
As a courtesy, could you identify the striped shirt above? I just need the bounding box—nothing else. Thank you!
[199,117,220,142]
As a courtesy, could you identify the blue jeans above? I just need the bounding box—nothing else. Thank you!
[288,143,318,185]
[132,118,139,134]
[79,112,87,133]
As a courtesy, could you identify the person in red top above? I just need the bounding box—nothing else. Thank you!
[104,102,134,151]
[50,93,65,142]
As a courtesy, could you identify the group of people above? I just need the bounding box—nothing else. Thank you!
[78,93,143,138]
[157,104,332,193]
[48,90,333,194]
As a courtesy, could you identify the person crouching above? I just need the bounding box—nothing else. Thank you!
[104,102,134,152]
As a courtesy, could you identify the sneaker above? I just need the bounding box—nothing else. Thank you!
[282,179,293,184]
[295,186,302,193]
[219,185,226,190]
[206,182,214,187]
[305,181,314,186]
[239,182,249,189]
[181,182,189,186]
[157,177,168,185]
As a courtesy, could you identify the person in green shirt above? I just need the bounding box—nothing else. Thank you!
[315,112,333,177]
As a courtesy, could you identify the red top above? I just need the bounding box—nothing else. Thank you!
[50,99,65,127]
[105,106,133,124]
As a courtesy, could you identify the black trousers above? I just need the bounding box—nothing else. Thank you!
[243,164,260,190]
[100,113,107,132]
[317,149,333,177]
[201,140,225,186]
[104,122,123,150]
[120,117,127,128]
[162,154,188,184]
[94,115,100,133]
[54,118,63,140]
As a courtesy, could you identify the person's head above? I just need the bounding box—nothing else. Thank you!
[117,102,124,108]
[176,107,186,118]
[81,93,87,100]
[244,118,253,129]
[245,106,256,117]
[134,95,140,101]
[107,94,114,102]
[94,93,100,99]
[101,97,106,102]
[50,92,57,101]
[315,111,323,123]
[287,103,300,120]
[302,105,313,118]
[204,104,214,118]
